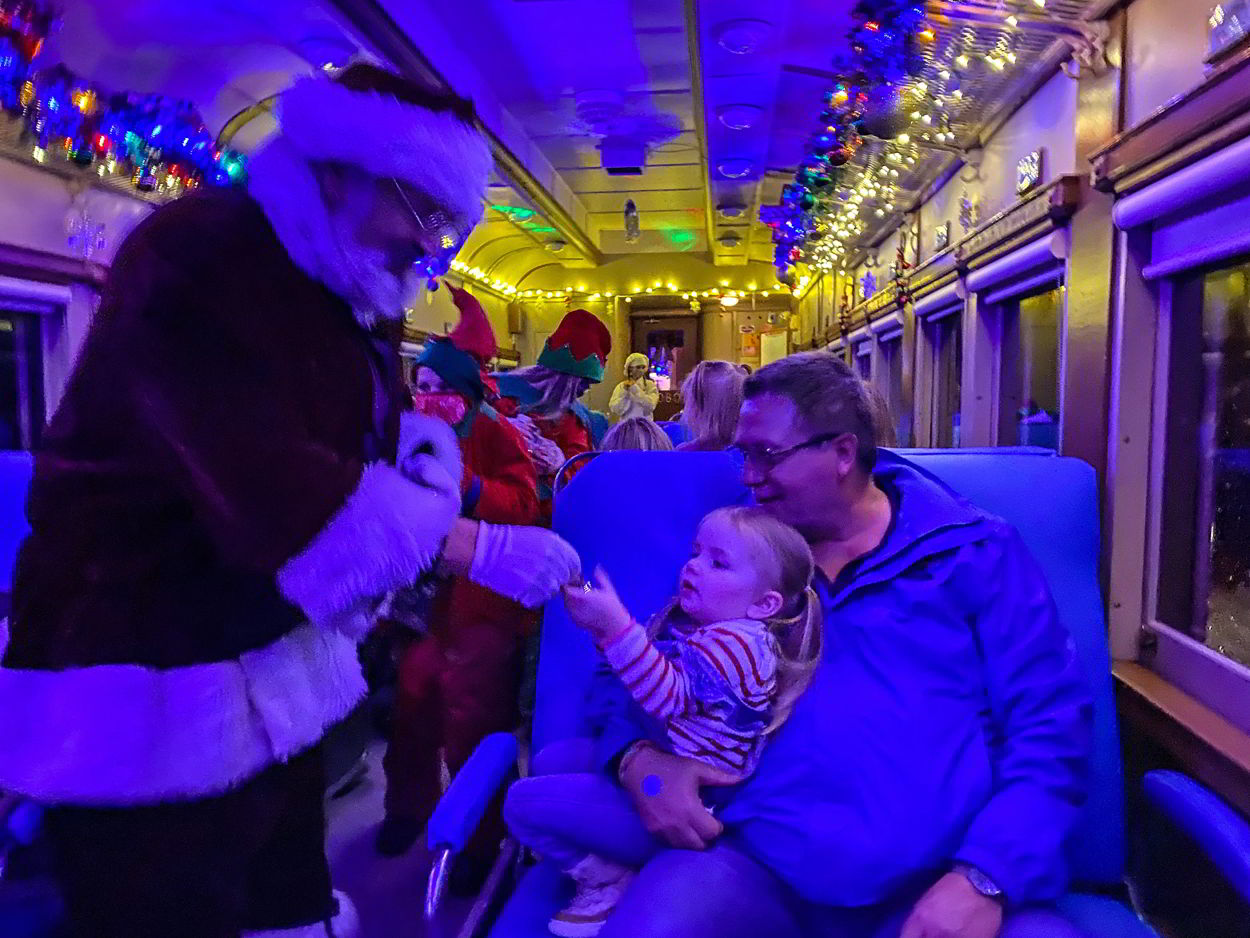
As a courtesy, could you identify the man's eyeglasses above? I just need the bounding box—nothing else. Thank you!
[392,179,466,287]
[730,432,845,473]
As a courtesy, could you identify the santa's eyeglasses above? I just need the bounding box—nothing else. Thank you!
[392,179,467,288]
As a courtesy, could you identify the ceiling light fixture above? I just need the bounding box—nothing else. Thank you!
[717,104,764,130]
[717,158,754,179]
[712,18,775,55]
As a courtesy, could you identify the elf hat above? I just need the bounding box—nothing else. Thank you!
[416,285,498,401]
[537,309,612,383]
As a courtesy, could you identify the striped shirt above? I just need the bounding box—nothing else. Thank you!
[601,617,780,777]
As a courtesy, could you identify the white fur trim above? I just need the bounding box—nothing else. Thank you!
[277,455,459,631]
[242,890,359,938]
[279,75,492,231]
[398,411,462,481]
[0,622,365,805]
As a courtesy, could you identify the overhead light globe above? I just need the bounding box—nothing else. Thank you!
[717,104,764,130]
[717,158,754,179]
[712,18,775,55]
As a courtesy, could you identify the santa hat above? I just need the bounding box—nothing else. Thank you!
[276,64,492,233]
[538,309,612,383]
[416,285,498,401]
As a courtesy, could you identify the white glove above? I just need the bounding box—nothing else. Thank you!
[469,522,581,608]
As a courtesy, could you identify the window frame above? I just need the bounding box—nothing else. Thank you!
[0,276,74,452]
[960,281,1067,449]
[915,303,964,448]
[1138,263,1250,734]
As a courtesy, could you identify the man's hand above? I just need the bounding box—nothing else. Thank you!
[899,872,1004,938]
[619,745,737,850]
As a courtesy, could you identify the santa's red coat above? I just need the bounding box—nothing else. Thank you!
[0,188,459,806]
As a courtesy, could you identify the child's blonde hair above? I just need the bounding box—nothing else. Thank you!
[600,417,674,452]
[651,506,822,734]
[680,360,745,450]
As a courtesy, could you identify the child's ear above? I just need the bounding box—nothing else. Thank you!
[748,590,784,620]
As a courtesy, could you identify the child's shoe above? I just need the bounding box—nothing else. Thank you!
[548,854,634,937]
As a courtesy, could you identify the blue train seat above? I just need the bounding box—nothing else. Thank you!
[0,451,33,619]
[656,420,692,448]
[427,448,1169,936]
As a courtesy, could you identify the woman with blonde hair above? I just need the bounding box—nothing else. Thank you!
[676,360,746,452]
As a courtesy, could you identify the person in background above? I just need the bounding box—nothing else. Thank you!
[599,417,673,452]
[863,382,898,447]
[589,351,1092,938]
[378,287,540,883]
[609,353,659,423]
[0,64,579,938]
[676,360,746,452]
[496,309,612,516]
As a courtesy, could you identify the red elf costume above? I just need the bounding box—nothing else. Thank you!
[378,286,540,864]
[495,309,612,515]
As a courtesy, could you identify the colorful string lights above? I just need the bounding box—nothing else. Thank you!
[1,0,246,194]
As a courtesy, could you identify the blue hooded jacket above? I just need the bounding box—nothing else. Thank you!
[587,452,1094,907]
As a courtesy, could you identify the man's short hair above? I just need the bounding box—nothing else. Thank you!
[743,352,879,472]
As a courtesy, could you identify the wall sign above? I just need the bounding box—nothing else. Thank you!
[934,220,951,252]
[1016,149,1044,195]
[1209,1,1249,61]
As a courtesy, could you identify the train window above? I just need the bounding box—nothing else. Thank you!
[0,312,43,451]
[855,340,872,381]
[1156,260,1250,669]
[925,312,962,447]
[997,287,1061,450]
[879,333,911,446]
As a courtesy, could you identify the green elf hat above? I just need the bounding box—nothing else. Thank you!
[537,309,612,382]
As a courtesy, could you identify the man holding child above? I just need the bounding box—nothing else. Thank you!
[587,352,1093,938]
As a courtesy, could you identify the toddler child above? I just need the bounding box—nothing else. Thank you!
[504,506,822,936]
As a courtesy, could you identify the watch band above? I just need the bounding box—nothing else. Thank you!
[616,740,652,784]
[953,863,1004,901]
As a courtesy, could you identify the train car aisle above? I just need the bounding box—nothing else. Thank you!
[325,742,471,938]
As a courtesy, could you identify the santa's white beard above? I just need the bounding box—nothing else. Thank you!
[248,138,421,328]
[326,214,422,328]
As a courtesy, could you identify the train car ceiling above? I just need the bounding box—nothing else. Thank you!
[2,0,1116,298]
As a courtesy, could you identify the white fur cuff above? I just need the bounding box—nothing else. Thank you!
[279,75,492,231]
[0,623,365,804]
[277,460,459,630]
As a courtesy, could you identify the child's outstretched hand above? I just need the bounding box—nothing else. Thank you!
[562,566,632,645]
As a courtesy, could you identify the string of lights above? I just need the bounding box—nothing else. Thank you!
[448,260,802,306]
[763,0,1041,284]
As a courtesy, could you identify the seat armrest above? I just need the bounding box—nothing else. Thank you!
[425,732,519,854]
[1143,770,1250,903]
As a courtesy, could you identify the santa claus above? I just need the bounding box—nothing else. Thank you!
[0,64,579,937]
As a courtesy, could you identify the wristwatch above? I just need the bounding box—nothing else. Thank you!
[952,863,1004,902]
